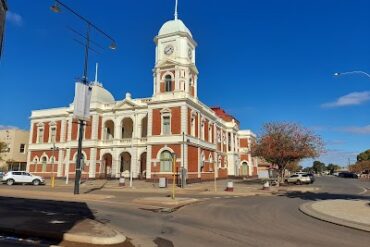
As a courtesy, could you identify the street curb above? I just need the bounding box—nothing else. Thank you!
[299,201,370,232]
[63,229,126,245]
[133,197,199,208]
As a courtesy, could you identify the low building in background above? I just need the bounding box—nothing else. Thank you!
[0,129,29,171]
[0,0,7,59]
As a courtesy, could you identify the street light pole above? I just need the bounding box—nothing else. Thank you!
[50,0,117,194]
[51,139,59,189]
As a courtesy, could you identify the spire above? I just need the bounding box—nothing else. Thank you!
[92,62,102,86]
[174,0,178,20]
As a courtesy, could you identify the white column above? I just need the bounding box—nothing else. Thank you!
[198,147,201,178]
[57,149,64,177]
[60,119,66,143]
[26,151,31,172]
[181,105,187,134]
[131,147,138,178]
[137,114,143,140]
[112,148,119,178]
[147,109,153,137]
[65,149,71,177]
[89,148,97,178]
[114,120,121,140]
[67,117,73,142]
[146,145,152,178]
[91,114,99,140]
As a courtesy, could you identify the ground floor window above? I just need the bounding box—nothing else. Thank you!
[160,151,172,172]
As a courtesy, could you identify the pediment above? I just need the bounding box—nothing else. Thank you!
[156,59,179,68]
[114,99,137,110]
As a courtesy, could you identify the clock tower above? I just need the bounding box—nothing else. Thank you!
[152,8,198,100]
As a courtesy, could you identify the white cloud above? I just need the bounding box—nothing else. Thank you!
[321,91,370,108]
[6,11,23,26]
[0,125,19,130]
[337,125,370,135]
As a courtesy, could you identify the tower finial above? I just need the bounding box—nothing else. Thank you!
[174,0,178,20]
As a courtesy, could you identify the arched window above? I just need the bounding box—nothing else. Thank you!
[160,151,173,172]
[165,75,172,92]
[41,157,47,172]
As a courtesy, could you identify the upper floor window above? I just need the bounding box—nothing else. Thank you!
[162,116,171,135]
[19,144,25,153]
[165,75,172,92]
[50,127,56,143]
[208,125,212,143]
[37,128,44,143]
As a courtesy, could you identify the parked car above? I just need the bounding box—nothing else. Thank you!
[285,174,311,185]
[0,172,4,179]
[338,172,358,179]
[1,171,45,186]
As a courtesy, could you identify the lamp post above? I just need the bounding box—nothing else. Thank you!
[50,0,117,194]
[172,153,176,200]
[50,140,59,188]
[334,71,370,79]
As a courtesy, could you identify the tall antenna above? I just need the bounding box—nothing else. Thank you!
[174,0,178,20]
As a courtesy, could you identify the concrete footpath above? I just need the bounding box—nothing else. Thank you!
[300,199,370,232]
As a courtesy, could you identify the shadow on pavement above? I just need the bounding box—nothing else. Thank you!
[0,196,95,244]
[84,180,108,194]
[280,191,370,201]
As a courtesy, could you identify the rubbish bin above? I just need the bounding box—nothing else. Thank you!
[159,177,167,188]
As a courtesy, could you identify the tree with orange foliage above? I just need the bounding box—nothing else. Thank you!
[252,123,324,184]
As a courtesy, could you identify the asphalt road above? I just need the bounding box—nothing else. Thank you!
[89,176,370,247]
[0,176,369,246]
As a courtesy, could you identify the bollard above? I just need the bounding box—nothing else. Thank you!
[225,181,234,192]
[119,177,125,187]
[263,181,270,190]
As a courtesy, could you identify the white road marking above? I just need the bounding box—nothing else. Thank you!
[357,186,368,195]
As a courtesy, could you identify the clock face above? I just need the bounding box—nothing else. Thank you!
[188,48,193,59]
[164,45,174,55]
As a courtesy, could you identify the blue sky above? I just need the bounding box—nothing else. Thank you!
[1,0,369,167]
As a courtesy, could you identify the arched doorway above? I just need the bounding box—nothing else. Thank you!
[241,162,249,176]
[140,152,147,179]
[102,153,113,179]
[120,152,131,178]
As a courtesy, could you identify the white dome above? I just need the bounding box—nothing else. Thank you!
[90,84,115,104]
[158,19,192,37]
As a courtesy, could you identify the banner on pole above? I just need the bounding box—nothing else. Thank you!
[73,82,92,120]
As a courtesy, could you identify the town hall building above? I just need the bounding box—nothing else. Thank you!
[27,10,258,182]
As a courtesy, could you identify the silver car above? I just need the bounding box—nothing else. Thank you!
[285,174,311,185]
[1,171,45,186]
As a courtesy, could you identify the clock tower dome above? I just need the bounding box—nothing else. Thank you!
[152,2,198,100]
